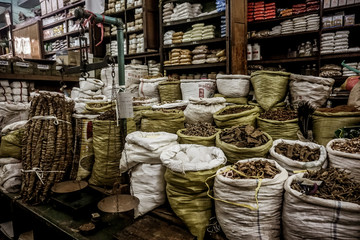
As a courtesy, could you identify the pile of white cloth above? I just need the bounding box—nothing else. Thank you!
[163,2,174,23]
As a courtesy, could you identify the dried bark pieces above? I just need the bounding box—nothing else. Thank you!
[275,143,320,162]
[223,161,280,179]
[182,122,217,137]
[291,167,360,205]
[219,106,253,115]
[332,137,360,154]
[317,105,360,113]
[260,108,297,121]
[220,125,269,148]
[97,110,116,120]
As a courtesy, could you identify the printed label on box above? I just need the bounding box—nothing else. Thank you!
[0,61,9,66]
[15,62,30,68]
[37,64,50,70]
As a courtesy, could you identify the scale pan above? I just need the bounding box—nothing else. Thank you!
[51,180,88,193]
[97,194,139,213]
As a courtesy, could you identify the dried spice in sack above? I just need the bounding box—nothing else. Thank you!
[220,125,269,148]
[332,137,360,154]
[223,160,280,179]
[291,167,360,205]
[317,105,360,113]
[260,108,297,121]
[219,106,254,115]
[182,122,217,137]
[275,143,320,162]
[97,109,116,120]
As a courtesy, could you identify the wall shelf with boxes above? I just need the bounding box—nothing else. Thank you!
[159,0,229,76]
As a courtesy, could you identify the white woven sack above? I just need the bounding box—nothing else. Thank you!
[160,144,226,172]
[180,79,216,100]
[214,158,288,240]
[102,86,120,100]
[131,163,166,218]
[269,139,327,174]
[12,95,28,103]
[0,80,9,87]
[0,87,11,94]
[289,74,335,109]
[12,88,28,95]
[184,97,226,124]
[0,158,20,167]
[216,74,251,98]
[120,131,178,173]
[326,139,360,182]
[132,97,159,106]
[152,100,188,109]
[125,84,139,98]
[1,120,27,135]
[283,173,360,239]
[0,94,12,102]
[10,81,29,88]
[125,64,149,87]
[79,78,104,91]
[138,77,167,100]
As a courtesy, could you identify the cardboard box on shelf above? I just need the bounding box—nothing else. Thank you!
[56,50,81,66]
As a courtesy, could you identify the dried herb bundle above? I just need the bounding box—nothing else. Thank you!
[182,122,217,137]
[332,137,360,154]
[260,108,297,121]
[219,106,253,115]
[291,167,360,205]
[220,125,268,148]
[275,143,320,162]
[97,109,116,120]
[21,92,75,204]
[223,161,280,179]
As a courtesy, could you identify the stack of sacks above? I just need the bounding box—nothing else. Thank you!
[127,21,135,32]
[221,16,226,37]
[129,34,137,54]
[116,0,125,12]
[210,49,226,63]
[11,81,30,103]
[281,19,294,34]
[171,2,193,21]
[163,2,174,23]
[134,0,142,6]
[306,0,320,12]
[111,25,117,36]
[148,60,161,76]
[71,78,104,100]
[334,31,349,54]
[172,31,184,44]
[320,32,335,55]
[192,3,202,16]
[0,103,29,132]
[180,49,192,65]
[192,45,209,65]
[110,40,127,56]
[104,26,111,37]
[248,2,255,22]
[136,33,144,53]
[264,2,276,19]
[280,9,292,17]
[254,1,265,21]
[0,158,22,193]
[105,0,116,14]
[342,62,359,77]
[134,8,143,31]
[164,30,175,45]
[306,14,320,31]
[182,30,192,43]
[127,0,134,8]
[319,64,342,77]
[202,25,216,40]
[170,49,181,65]
[292,3,306,15]
[293,16,307,33]
[270,25,282,35]
[0,80,12,102]
[216,0,226,12]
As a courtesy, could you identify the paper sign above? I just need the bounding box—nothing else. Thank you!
[117,92,134,118]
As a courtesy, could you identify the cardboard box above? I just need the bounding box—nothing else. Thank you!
[46,0,52,14]
[56,50,81,66]
[51,0,58,11]
[57,0,64,8]
[40,0,47,15]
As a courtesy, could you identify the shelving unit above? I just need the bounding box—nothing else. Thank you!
[159,0,230,74]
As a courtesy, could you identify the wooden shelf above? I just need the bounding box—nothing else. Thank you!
[321,52,360,60]
[322,24,360,32]
[126,5,143,11]
[43,30,86,42]
[164,62,226,70]
[248,11,319,26]
[44,45,89,55]
[0,74,79,82]
[42,16,76,29]
[163,37,226,49]
[107,11,125,17]
[248,30,318,42]
[248,56,318,65]
[0,25,10,31]
[127,29,143,35]
[323,3,360,13]
[41,0,85,19]
[163,11,225,28]
[124,52,160,59]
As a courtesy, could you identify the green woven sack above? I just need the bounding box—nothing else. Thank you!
[85,101,115,113]
[257,117,299,140]
[213,105,260,128]
[248,101,286,113]
[0,129,23,159]
[89,120,121,186]
[215,131,273,163]
[127,106,152,134]
[312,111,360,146]
[176,129,221,146]
[214,94,248,105]
[165,166,222,240]
[141,110,185,133]
[250,71,290,111]
[158,80,182,102]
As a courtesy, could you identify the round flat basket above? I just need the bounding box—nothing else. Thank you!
[51,180,88,193]
[97,194,140,213]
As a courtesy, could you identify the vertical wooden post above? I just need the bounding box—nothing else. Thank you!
[230,0,247,74]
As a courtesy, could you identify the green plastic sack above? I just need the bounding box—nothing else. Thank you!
[215,131,273,163]
[165,166,222,240]
[0,129,23,159]
[250,71,290,111]
[213,105,260,128]
[141,110,185,133]
[127,106,152,134]
[312,111,360,146]
[257,117,299,140]
[177,129,220,146]
[214,94,248,105]
[89,120,121,186]
[158,80,182,102]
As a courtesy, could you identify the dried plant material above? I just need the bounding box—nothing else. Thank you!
[97,110,116,120]
[182,122,217,137]
[219,106,253,115]
[220,125,269,148]
[317,105,360,113]
[260,108,297,121]
[291,167,360,205]
[275,143,320,162]
[223,160,280,179]
[332,137,360,154]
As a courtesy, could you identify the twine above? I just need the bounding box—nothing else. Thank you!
[21,167,65,185]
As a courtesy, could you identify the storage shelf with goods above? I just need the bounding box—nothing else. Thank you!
[322,2,360,13]
[160,0,230,74]
[0,73,79,82]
